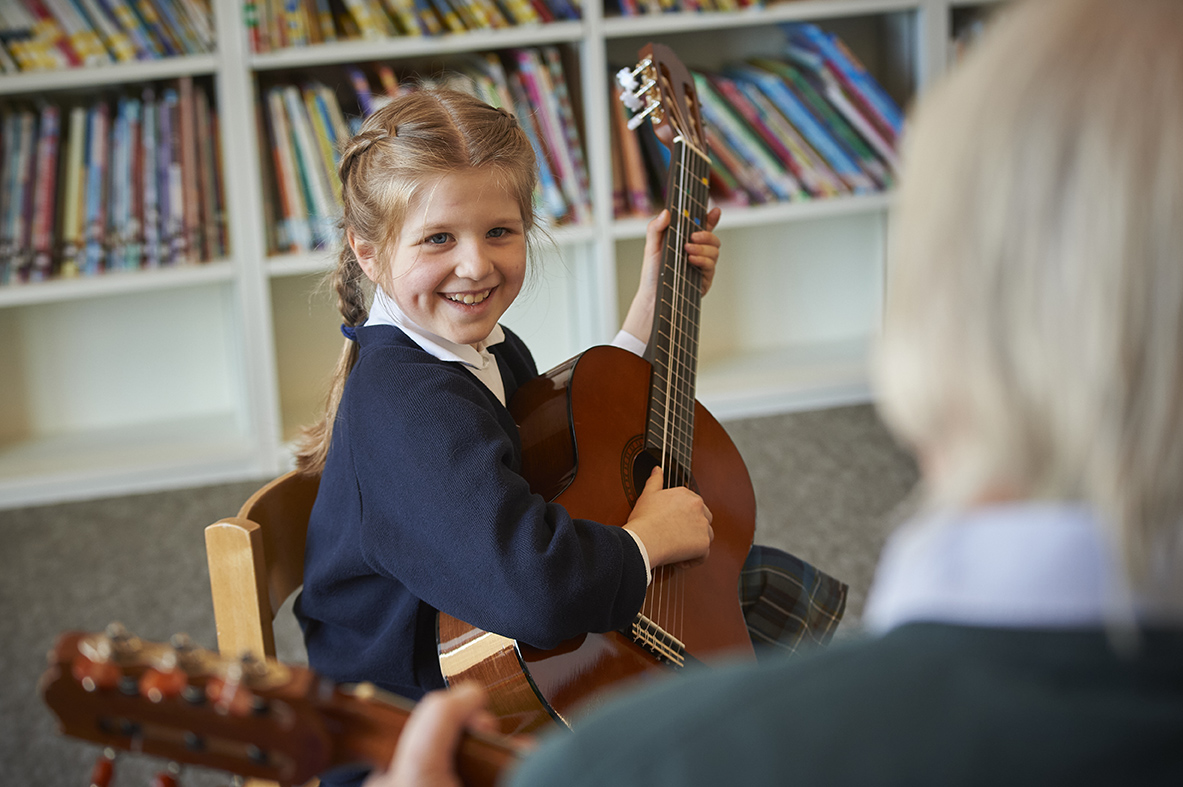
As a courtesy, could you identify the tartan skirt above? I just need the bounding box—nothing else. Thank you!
[739,544,848,657]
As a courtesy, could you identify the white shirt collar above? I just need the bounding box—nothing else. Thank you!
[366,286,507,404]
[861,502,1155,633]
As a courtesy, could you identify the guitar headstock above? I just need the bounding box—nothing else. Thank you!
[616,43,707,155]
[40,624,332,785]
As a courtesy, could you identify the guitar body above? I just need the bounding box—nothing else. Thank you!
[437,346,756,734]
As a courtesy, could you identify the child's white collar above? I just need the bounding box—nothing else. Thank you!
[366,287,507,404]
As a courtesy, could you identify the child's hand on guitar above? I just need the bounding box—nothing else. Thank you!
[625,467,715,569]
[620,206,723,345]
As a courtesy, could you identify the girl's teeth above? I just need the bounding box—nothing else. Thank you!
[449,290,490,304]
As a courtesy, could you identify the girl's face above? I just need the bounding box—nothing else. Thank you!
[376,168,527,349]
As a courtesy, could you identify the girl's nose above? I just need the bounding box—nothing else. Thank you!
[455,243,495,280]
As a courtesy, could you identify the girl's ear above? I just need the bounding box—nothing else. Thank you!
[348,229,381,284]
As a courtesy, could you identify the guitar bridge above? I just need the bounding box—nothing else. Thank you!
[628,614,686,669]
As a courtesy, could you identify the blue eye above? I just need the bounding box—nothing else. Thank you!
[488,227,509,238]
[426,233,450,245]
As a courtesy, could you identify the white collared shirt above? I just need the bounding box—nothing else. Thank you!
[861,502,1183,634]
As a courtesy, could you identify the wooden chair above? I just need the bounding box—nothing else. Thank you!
[205,468,320,661]
[205,469,321,787]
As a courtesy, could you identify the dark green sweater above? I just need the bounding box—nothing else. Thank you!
[511,623,1183,786]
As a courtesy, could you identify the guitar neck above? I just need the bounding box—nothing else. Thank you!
[326,688,515,787]
[645,135,712,483]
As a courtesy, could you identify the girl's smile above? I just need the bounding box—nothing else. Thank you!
[359,168,527,349]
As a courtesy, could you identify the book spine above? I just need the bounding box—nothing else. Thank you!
[74,0,137,62]
[508,71,567,223]
[266,87,310,250]
[106,96,127,270]
[303,83,343,205]
[141,87,160,268]
[736,80,845,198]
[610,82,651,215]
[346,66,374,116]
[101,0,161,58]
[283,85,336,247]
[124,96,143,269]
[541,46,591,220]
[695,74,802,202]
[31,104,60,280]
[194,85,215,260]
[735,66,873,193]
[83,101,108,275]
[135,0,179,56]
[784,22,903,137]
[178,76,200,263]
[515,48,588,224]
[59,104,87,276]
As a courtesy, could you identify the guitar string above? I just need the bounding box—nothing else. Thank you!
[664,135,704,644]
[643,124,709,655]
[649,136,684,636]
[662,136,691,642]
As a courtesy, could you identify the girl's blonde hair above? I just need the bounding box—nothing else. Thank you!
[296,87,538,474]
[874,0,1183,593]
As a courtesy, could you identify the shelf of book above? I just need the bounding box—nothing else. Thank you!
[0,54,221,96]
[248,21,588,70]
[601,0,921,36]
[0,0,982,506]
[610,191,893,240]
[0,260,234,309]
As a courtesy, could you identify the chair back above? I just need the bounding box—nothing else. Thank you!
[205,470,320,660]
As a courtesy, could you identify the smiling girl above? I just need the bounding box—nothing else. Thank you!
[293,88,724,718]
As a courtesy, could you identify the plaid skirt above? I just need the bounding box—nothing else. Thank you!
[739,544,848,658]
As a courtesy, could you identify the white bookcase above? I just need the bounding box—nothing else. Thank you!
[0,0,999,509]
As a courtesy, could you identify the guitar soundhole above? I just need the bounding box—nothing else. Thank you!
[621,436,698,506]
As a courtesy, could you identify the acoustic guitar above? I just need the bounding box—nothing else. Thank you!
[40,624,518,786]
[437,43,757,735]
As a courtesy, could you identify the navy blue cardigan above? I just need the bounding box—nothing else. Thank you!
[295,324,648,701]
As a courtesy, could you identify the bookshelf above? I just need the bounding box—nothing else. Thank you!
[0,0,1000,508]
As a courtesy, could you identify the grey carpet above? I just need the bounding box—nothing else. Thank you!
[1,403,917,784]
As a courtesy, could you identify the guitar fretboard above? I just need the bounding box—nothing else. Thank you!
[645,135,712,488]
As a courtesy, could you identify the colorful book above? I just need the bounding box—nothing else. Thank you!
[266,87,308,251]
[30,104,60,280]
[610,82,651,216]
[695,73,803,202]
[733,78,846,198]
[59,104,87,275]
[728,63,874,194]
[507,71,566,224]
[194,84,216,260]
[83,101,109,274]
[141,87,162,268]
[752,57,891,188]
[379,0,422,35]
[515,48,589,224]
[100,0,162,58]
[282,85,336,247]
[347,66,374,116]
[781,22,904,139]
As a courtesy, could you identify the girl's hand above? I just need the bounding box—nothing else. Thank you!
[624,467,714,569]
[620,206,723,345]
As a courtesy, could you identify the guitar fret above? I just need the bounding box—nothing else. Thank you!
[646,136,711,476]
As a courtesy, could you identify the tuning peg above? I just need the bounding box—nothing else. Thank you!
[616,66,639,92]
[626,102,661,131]
[150,762,182,787]
[89,748,116,787]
